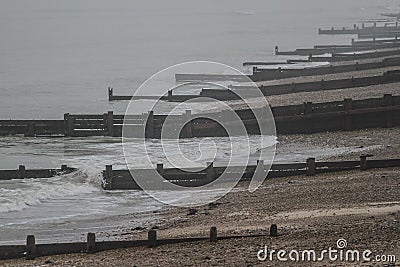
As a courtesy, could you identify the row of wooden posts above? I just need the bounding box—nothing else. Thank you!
[102,156,392,190]
[318,22,400,34]
[21,225,278,260]
[274,39,400,56]
[1,94,399,138]
[110,70,400,101]
[0,165,75,180]
[0,155,391,185]
[251,57,400,81]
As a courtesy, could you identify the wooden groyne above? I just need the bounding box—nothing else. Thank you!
[0,165,76,180]
[358,32,400,39]
[175,73,248,83]
[382,13,400,18]
[353,38,400,46]
[0,227,270,260]
[251,58,400,81]
[241,70,400,95]
[108,87,238,102]
[309,49,400,62]
[274,40,400,56]
[318,23,399,35]
[1,94,400,137]
[102,157,400,190]
[177,57,400,82]
[108,87,161,101]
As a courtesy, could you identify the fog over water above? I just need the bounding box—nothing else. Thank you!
[1,0,398,118]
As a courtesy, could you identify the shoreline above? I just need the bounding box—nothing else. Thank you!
[1,127,399,245]
[2,165,399,266]
[2,127,399,266]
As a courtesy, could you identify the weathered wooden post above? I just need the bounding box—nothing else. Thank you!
[67,115,75,137]
[303,102,313,134]
[304,102,313,115]
[86,232,96,254]
[107,111,114,136]
[383,94,393,128]
[64,113,70,136]
[108,87,113,101]
[61,164,68,172]
[146,111,154,139]
[148,230,157,247]
[270,224,278,237]
[18,165,26,179]
[343,98,353,131]
[206,162,215,183]
[25,121,35,137]
[291,82,296,92]
[184,110,193,138]
[306,158,316,176]
[26,235,36,260]
[210,227,217,242]
[156,163,164,176]
[167,90,173,101]
[105,165,113,190]
[360,155,368,171]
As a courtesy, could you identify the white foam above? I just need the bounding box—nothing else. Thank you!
[0,170,101,213]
